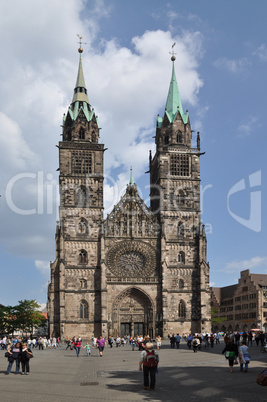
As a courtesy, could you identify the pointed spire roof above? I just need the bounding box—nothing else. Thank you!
[72,55,90,104]
[63,45,98,127]
[157,56,188,127]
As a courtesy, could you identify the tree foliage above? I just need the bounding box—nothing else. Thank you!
[0,300,46,335]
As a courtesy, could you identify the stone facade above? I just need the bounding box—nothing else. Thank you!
[211,269,267,332]
[47,52,211,339]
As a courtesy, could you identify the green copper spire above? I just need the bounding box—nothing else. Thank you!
[63,44,98,126]
[157,55,188,127]
[72,55,90,104]
[129,166,135,186]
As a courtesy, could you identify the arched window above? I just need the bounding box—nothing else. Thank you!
[76,186,89,207]
[177,252,185,264]
[177,131,183,143]
[178,300,186,318]
[80,300,88,319]
[79,249,88,264]
[91,131,96,142]
[177,222,184,237]
[79,127,85,140]
[67,131,72,141]
[78,218,88,234]
[179,279,184,289]
[165,135,169,145]
[80,279,87,289]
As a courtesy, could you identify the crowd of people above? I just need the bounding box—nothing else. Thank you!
[1,330,266,388]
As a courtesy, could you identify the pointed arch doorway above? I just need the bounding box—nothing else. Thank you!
[112,288,154,338]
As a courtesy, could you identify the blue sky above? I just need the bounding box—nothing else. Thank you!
[1,0,267,307]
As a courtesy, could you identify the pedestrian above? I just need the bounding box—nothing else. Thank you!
[192,337,200,352]
[175,334,181,349]
[73,338,83,357]
[131,337,136,351]
[6,342,21,375]
[155,335,161,350]
[170,334,176,349]
[19,343,33,375]
[222,339,238,373]
[96,335,106,357]
[139,342,159,391]
[239,341,250,372]
[85,342,91,356]
[187,334,193,349]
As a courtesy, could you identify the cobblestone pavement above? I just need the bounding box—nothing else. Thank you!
[0,340,266,401]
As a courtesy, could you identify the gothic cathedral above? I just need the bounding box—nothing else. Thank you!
[47,47,211,339]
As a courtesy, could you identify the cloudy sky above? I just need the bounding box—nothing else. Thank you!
[1,0,267,307]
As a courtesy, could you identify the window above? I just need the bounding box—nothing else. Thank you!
[170,154,190,176]
[79,127,85,140]
[235,305,241,310]
[165,135,169,145]
[179,279,184,289]
[80,279,87,289]
[177,131,183,143]
[76,186,89,207]
[178,300,186,318]
[79,249,88,264]
[80,301,88,319]
[242,286,248,292]
[235,296,241,302]
[177,252,185,264]
[78,218,88,234]
[72,151,92,174]
[177,222,184,237]
[242,295,248,300]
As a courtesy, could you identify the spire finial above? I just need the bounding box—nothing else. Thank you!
[77,34,87,54]
[129,166,135,186]
[170,42,176,62]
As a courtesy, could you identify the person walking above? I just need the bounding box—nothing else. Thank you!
[96,336,106,357]
[170,334,176,349]
[192,337,200,352]
[85,342,91,356]
[19,343,33,375]
[222,339,238,373]
[239,341,250,372]
[139,342,159,391]
[73,338,83,357]
[175,334,181,349]
[155,335,161,350]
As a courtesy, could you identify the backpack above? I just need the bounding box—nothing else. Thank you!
[144,350,157,368]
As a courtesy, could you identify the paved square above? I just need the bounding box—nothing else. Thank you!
[0,341,266,401]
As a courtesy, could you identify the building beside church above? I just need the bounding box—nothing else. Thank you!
[47,46,211,339]
[211,269,267,333]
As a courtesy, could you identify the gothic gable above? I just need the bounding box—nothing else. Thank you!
[104,184,159,238]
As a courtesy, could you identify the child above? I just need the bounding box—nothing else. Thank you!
[85,342,91,356]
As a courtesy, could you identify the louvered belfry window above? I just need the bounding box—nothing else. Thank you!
[72,151,92,174]
[170,154,190,176]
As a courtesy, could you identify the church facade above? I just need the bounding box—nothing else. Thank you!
[47,48,211,339]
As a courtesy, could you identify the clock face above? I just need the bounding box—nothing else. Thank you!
[119,251,145,272]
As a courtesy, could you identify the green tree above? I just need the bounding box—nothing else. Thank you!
[0,300,46,336]
[15,300,46,335]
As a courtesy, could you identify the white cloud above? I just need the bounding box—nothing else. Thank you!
[0,112,36,171]
[253,44,267,61]
[225,256,267,273]
[35,260,50,278]
[213,57,249,73]
[237,115,260,138]
[0,1,204,272]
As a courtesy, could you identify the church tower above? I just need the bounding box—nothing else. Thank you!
[150,54,210,335]
[48,45,104,337]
